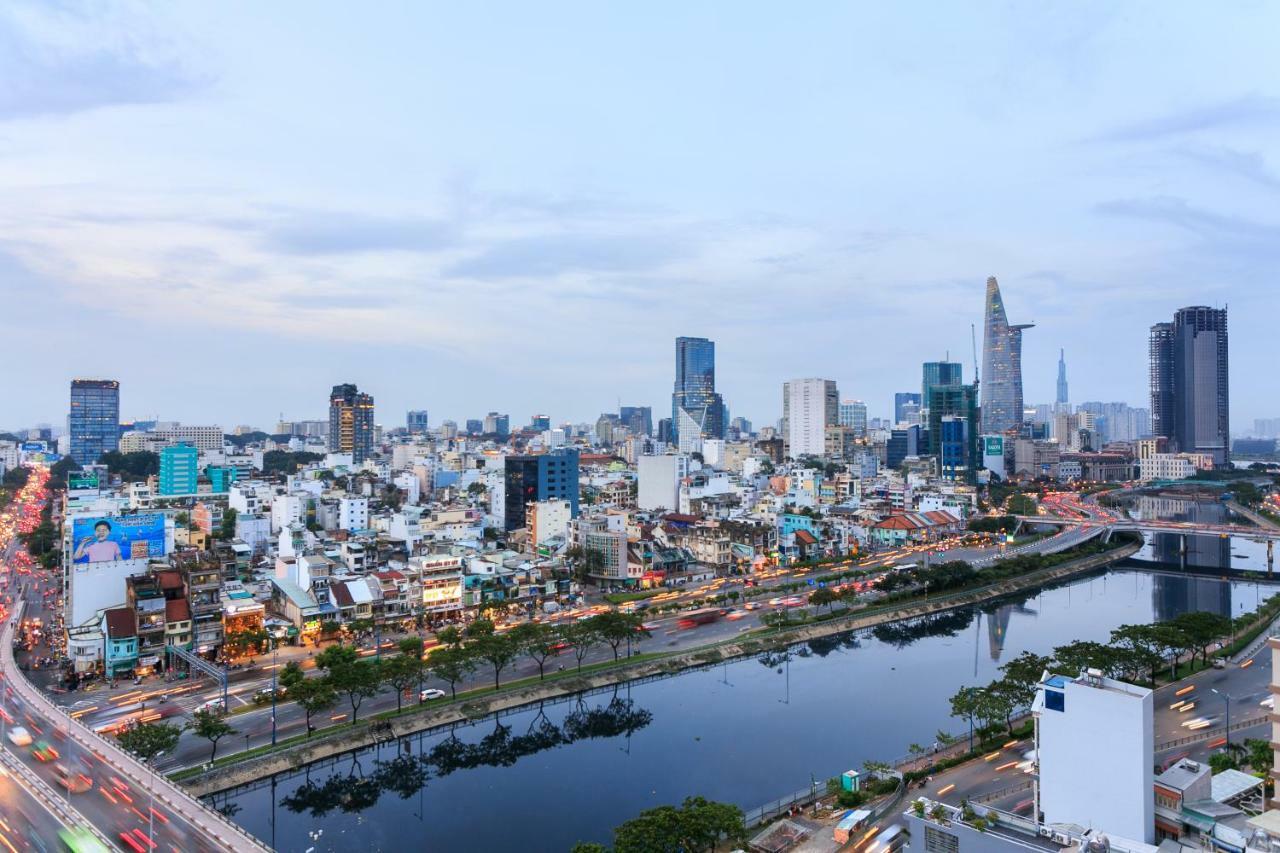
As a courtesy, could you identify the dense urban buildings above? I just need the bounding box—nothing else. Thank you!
[1150,306,1231,465]
[979,276,1033,434]
[68,378,120,465]
[671,336,725,451]
[327,383,375,463]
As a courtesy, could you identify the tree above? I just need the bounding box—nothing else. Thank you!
[278,660,306,693]
[565,620,601,673]
[1245,738,1272,773]
[1110,624,1165,685]
[472,631,518,689]
[808,587,838,612]
[189,709,236,763]
[436,626,463,649]
[428,647,476,698]
[116,721,181,763]
[612,796,745,853]
[997,651,1052,707]
[509,622,559,680]
[464,617,496,641]
[1208,750,1239,774]
[291,676,337,736]
[1052,640,1118,677]
[329,659,381,723]
[315,643,358,672]
[570,845,609,853]
[1006,493,1038,516]
[381,653,423,713]
[219,507,238,541]
[592,612,649,661]
[1171,611,1233,665]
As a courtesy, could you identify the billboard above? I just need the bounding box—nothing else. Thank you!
[68,472,100,491]
[20,441,46,452]
[983,436,1004,456]
[71,514,167,563]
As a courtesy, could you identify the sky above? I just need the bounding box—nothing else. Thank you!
[1,1,1278,433]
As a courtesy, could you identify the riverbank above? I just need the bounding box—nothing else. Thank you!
[182,538,1142,797]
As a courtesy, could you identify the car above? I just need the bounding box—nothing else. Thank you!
[253,687,285,704]
[54,762,93,793]
[196,698,226,715]
[419,688,446,701]
[6,725,32,746]
[31,740,59,762]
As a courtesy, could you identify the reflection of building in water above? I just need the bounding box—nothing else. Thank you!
[986,602,1037,660]
[1152,575,1231,622]
[1136,496,1231,570]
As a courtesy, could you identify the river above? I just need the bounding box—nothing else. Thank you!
[210,555,1279,851]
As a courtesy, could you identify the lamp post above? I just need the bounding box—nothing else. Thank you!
[270,641,278,746]
[1211,688,1232,746]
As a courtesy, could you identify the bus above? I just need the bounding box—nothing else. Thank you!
[57,827,111,853]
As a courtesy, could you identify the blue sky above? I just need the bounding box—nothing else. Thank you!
[1,1,1277,431]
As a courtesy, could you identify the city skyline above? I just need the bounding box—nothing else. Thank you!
[1,5,1276,427]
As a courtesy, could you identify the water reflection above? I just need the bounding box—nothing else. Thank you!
[274,691,653,819]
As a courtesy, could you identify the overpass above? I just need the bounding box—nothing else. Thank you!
[1,600,269,852]
[1015,515,1279,572]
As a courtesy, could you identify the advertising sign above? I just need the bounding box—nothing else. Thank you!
[68,472,100,491]
[20,441,47,452]
[984,436,1004,456]
[71,514,167,563]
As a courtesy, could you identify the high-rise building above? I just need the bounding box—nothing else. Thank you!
[158,443,199,496]
[926,382,979,481]
[921,362,963,407]
[619,406,652,438]
[530,414,551,432]
[465,419,483,435]
[503,448,579,531]
[671,336,725,449]
[837,399,868,437]
[406,410,429,433]
[68,379,120,466]
[482,412,510,438]
[893,392,921,424]
[729,416,752,437]
[328,383,375,463]
[980,276,1034,434]
[1056,349,1069,407]
[1149,306,1229,465]
[781,379,838,458]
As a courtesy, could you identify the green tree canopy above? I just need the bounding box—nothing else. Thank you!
[116,721,181,763]
[612,796,745,853]
[189,708,237,763]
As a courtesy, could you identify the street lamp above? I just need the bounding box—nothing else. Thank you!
[270,640,278,746]
[1211,688,1232,746]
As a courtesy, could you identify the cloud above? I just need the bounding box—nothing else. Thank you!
[0,6,206,120]
[1094,196,1280,242]
[1175,146,1280,191]
[260,212,458,255]
[444,232,692,279]
[1093,95,1280,143]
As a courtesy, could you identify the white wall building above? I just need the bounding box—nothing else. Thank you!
[152,424,224,453]
[528,499,572,547]
[1034,670,1153,843]
[1138,453,1196,483]
[782,378,838,458]
[637,454,685,512]
[338,497,369,532]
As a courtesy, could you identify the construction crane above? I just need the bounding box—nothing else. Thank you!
[970,323,980,388]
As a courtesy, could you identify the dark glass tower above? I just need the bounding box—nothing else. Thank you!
[921,362,963,405]
[328,383,375,463]
[1151,306,1229,464]
[69,379,120,466]
[671,336,724,447]
[980,276,1033,434]
[503,448,580,530]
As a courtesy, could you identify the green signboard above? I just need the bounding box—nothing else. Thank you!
[983,436,1004,456]
[68,472,100,490]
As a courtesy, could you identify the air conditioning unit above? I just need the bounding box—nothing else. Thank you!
[1039,827,1054,839]
[1053,832,1071,845]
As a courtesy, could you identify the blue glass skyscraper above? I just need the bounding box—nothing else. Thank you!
[69,378,120,466]
[671,336,724,447]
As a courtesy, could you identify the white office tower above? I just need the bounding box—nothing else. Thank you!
[637,454,686,511]
[782,378,838,458]
[1034,670,1154,842]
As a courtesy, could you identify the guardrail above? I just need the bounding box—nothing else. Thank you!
[743,784,821,828]
[1155,715,1269,752]
[3,601,269,852]
[971,779,1033,805]
[0,745,116,848]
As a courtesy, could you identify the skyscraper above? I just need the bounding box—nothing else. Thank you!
[980,276,1034,434]
[921,361,963,406]
[837,399,868,437]
[927,382,979,481]
[503,448,580,531]
[68,379,120,466]
[406,410,429,433]
[671,336,725,450]
[894,392,922,424]
[1056,349,1068,407]
[328,383,375,463]
[1149,306,1229,464]
[782,379,838,457]
[619,406,652,437]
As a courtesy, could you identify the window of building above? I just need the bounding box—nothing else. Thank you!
[1044,689,1065,712]
[924,826,959,853]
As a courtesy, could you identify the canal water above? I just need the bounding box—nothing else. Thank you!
[212,560,1279,851]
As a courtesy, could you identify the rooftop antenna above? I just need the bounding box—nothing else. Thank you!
[970,323,980,388]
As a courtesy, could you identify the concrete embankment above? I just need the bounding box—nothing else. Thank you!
[183,540,1141,797]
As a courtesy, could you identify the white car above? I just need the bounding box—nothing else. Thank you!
[6,726,32,746]
[419,688,446,701]
[196,699,226,715]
